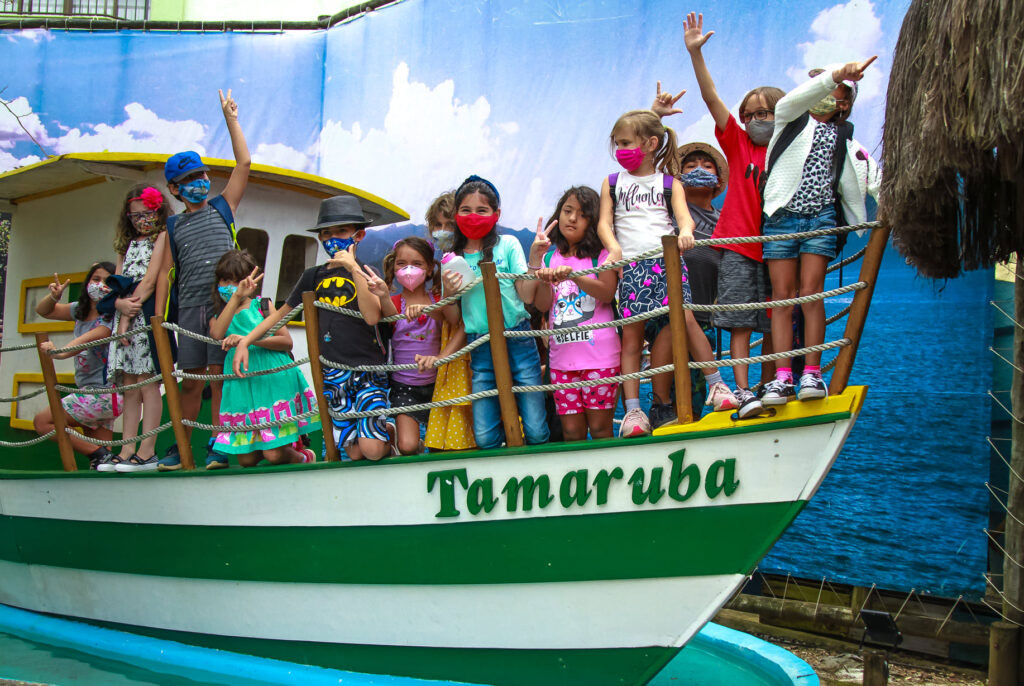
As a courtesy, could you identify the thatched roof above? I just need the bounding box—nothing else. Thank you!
[880,0,1024,279]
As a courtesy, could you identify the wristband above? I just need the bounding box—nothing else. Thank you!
[527,264,541,271]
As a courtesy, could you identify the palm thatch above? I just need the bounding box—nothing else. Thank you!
[880,0,1024,279]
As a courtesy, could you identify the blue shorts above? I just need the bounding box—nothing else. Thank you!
[321,368,390,452]
[762,206,838,260]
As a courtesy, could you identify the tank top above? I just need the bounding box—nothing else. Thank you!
[612,171,676,259]
[391,293,441,386]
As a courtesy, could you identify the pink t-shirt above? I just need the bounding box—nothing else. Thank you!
[546,249,621,372]
[714,114,768,262]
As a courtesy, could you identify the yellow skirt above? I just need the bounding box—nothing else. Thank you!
[424,323,476,451]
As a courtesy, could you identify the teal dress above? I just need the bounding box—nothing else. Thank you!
[216,300,319,454]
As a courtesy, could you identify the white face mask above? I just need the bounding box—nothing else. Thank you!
[87,281,111,302]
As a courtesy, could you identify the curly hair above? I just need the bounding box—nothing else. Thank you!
[114,184,170,256]
[610,110,681,177]
[425,191,455,229]
[547,186,604,261]
[383,236,441,297]
[451,176,501,262]
[210,249,258,317]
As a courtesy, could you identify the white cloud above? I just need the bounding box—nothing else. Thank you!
[0,96,53,150]
[5,29,53,43]
[52,103,207,155]
[788,0,885,101]
[253,142,315,172]
[0,149,41,171]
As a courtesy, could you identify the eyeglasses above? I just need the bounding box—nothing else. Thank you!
[127,210,159,221]
[740,109,774,123]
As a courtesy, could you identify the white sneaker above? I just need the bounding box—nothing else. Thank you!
[705,381,738,412]
[619,408,651,438]
[735,388,766,419]
[762,378,796,405]
[797,373,828,401]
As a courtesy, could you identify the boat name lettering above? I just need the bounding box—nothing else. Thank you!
[425,450,739,518]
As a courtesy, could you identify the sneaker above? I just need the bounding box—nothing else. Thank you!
[114,454,159,472]
[157,444,182,472]
[705,381,738,412]
[619,408,651,438]
[762,378,796,406]
[797,373,828,401]
[205,451,230,470]
[649,402,677,430]
[88,448,113,471]
[735,388,766,419]
[97,454,126,472]
[297,448,317,464]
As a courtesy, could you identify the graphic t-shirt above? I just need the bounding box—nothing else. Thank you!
[461,234,529,335]
[684,204,722,327]
[68,302,114,388]
[545,249,621,371]
[714,115,767,261]
[170,200,236,307]
[612,171,676,259]
[286,262,385,366]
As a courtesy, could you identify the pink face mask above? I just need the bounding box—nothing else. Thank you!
[615,147,646,172]
[396,265,426,291]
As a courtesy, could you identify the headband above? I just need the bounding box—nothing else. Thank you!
[129,187,164,211]
[457,174,501,207]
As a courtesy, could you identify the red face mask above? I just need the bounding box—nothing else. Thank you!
[456,213,499,240]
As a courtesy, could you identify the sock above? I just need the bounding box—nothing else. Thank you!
[804,365,821,377]
[705,371,723,387]
[776,367,793,383]
[625,398,641,412]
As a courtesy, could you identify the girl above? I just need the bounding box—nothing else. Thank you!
[760,57,880,404]
[421,192,477,452]
[596,110,738,437]
[533,186,620,441]
[33,263,123,470]
[442,175,549,449]
[211,250,318,468]
[373,237,457,455]
[106,184,171,471]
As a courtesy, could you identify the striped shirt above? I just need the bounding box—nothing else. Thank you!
[171,202,235,307]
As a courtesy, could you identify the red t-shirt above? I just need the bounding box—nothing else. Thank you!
[713,114,767,262]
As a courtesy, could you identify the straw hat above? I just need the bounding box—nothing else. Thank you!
[676,142,729,198]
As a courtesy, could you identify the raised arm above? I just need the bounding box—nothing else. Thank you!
[35,273,74,320]
[218,89,251,213]
[683,13,729,130]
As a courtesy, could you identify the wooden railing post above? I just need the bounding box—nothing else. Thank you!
[662,236,694,424]
[303,291,341,461]
[150,316,194,470]
[829,226,891,394]
[481,262,524,447]
[35,333,77,471]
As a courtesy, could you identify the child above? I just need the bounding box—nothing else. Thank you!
[233,195,391,461]
[106,185,171,471]
[374,237,456,455]
[421,192,477,452]
[209,251,318,468]
[676,11,783,418]
[760,57,881,404]
[33,263,123,470]
[596,110,738,437]
[533,186,620,441]
[159,89,250,471]
[441,175,549,449]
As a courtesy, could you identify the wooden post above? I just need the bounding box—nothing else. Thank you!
[480,262,523,447]
[35,333,77,471]
[662,236,693,424]
[303,291,341,462]
[988,621,1019,686]
[862,649,888,686]
[150,315,194,470]
[1005,253,1024,677]
[829,225,891,395]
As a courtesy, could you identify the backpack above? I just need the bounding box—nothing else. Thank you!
[608,172,676,224]
[763,114,855,253]
[164,195,239,322]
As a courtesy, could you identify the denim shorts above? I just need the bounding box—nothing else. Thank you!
[762,206,837,260]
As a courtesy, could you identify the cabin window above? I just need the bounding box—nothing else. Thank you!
[276,235,318,306]
[236,228,269,274]
[18,271,87,333]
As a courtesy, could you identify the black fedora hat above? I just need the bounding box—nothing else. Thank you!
[306,195,372,232]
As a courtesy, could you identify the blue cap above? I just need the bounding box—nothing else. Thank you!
[164,151,209,183]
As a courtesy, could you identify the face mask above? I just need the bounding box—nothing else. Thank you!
[432,229,455,252]
[218,285,238,302]
[396,265,427,291]
[615,147,646,172]
[455,213,499,240]
[809,95,838,117]
[322,236,355,257]
[680,168,719,188]
[87,281,111,302]
[746,120,774,147]
[178,178,211,204]
[129,210,160,235]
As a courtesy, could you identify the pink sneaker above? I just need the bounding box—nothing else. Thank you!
[705,381,738,412]
[619,408,652,438]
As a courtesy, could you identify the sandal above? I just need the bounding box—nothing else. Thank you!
[114,453,159,473]
[97,454,127,473]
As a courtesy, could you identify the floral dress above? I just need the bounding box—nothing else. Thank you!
[108,237,156,379]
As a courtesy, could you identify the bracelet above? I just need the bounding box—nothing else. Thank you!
[527,264,541,270]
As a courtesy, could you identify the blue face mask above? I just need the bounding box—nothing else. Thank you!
[432,229,455,253]
[178,178,211,204]
[217,285,237,303]
[680,168,719,188]
[322,236,355,257]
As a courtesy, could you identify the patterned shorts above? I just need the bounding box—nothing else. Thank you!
[390,380,435,425]
[322,368,390,450]
[550,367,620,415]
[617,257,692,318]
[61,391,123,430]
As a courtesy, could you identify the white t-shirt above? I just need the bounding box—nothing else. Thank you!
[612,171,675,259]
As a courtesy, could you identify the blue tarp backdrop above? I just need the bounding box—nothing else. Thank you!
[0,0,990,597]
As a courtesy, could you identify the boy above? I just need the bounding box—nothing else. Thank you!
[158,89,251,470]
[233,195,392,461]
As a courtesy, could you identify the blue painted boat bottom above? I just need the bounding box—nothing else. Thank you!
[0,603,818,686]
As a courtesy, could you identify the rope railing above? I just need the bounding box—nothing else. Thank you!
[55,376,162,395]
[0,387,48,403]
[827,245,867,273]
[183,407,319,433]
[161,302,305,347]
[381,278,482,323]
[0,430,57,448]
[174,356,310,381]
[49,323,153,355]
[65,421,173,447]
[0,341,41,354]
[319,333,491,373]
[329,389,500,421]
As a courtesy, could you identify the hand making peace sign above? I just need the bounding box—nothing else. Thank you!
[529,217,559,265]
[47,273,70,302]
[219,88,239,121]
[235,266,263,299]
